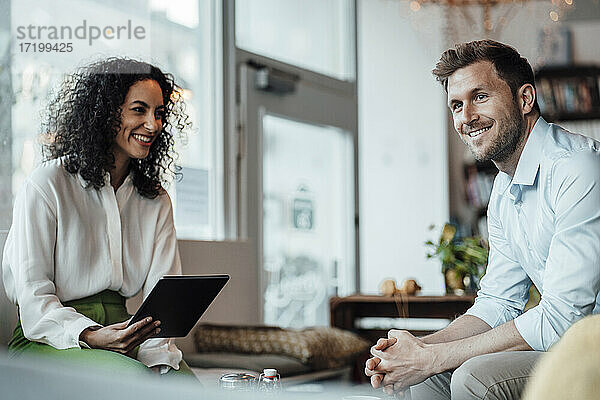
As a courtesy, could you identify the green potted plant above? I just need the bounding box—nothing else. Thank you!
[425,224,489,295]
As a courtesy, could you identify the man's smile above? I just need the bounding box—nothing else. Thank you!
[464,124,493,138]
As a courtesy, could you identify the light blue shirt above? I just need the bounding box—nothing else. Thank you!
[465,117,600,351]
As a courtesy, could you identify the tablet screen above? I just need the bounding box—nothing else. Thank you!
[128,274,230,337]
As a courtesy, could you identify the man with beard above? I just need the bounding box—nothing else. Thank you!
[364,40,600,400]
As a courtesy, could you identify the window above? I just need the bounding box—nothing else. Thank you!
[2,0,223,240]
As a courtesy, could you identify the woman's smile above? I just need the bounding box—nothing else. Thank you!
[130,132,155,147]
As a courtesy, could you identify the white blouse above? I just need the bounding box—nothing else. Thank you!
[2,158,183,370]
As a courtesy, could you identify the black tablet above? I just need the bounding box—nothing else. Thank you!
[128,274,230,338]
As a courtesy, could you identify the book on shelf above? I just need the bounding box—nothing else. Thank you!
[477,215,489,240]
[465,167,495,209]
[543,77,591,114]
[536,68,600,119]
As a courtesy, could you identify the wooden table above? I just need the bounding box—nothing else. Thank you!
[330,294,476,342]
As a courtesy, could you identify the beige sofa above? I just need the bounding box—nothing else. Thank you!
[523,314,600,400]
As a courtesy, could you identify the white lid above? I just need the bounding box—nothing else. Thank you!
[263,368,278,377]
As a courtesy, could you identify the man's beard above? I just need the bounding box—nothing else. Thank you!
[467,100,525,163]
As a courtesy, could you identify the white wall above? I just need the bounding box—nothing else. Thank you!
[358,0,448,295]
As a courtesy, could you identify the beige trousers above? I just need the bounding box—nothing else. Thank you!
[410,351,542,400]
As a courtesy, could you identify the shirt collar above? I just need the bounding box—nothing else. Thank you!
[75,167,133,190]
[104,170,133,191]
[511,116,547,187]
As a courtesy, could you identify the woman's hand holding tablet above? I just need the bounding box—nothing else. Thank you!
[80,317,161,355]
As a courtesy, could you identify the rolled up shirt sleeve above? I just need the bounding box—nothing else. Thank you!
[514,152,600,351]
[2,180,99,349]
[465,204,531,328]
[136,192,183,370]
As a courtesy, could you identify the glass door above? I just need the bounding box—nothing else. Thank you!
[262,115,354,327]
[224,0,358,326]
[238,62,358,326]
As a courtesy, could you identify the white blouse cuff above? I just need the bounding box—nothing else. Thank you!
[136,339,183,370]
[67,317,103,349]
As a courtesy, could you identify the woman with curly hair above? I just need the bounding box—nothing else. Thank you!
[2,58,195,378]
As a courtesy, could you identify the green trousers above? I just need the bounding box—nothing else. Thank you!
[8,290,195,380]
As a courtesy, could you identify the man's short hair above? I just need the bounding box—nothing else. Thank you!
[433,40,540,113]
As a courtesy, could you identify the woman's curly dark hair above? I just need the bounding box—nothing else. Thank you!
[42,57,191,199]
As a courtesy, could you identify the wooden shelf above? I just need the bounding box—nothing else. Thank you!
[330,294,476,337]
[541,110,600,122]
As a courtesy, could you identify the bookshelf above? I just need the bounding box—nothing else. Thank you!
[464,161,496,210]
[463,160,497,238]
[535,65,600,122]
